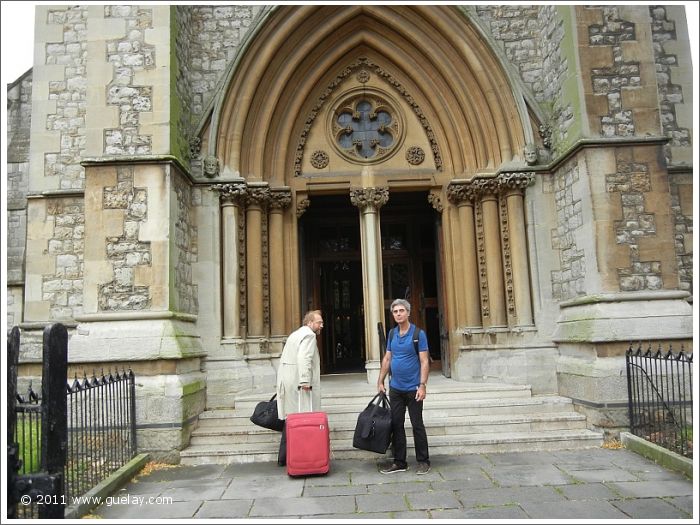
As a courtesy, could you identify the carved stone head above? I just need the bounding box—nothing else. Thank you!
[203,155,220,178]
[523,143,538,166]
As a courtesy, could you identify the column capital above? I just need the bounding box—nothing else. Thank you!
[498,172,535,193]
[212,182,247,205]
[350,187,389,210]
[447,172,534,203]
[269,187,292,210]
[246,183,271,206]
[446,180,480,204]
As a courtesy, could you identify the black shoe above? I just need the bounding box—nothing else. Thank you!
[416,462,431,475]
[380,463,408,474]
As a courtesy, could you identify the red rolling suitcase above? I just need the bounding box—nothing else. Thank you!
[286,387,330,477]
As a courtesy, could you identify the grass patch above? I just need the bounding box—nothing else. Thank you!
[15,417,42,474]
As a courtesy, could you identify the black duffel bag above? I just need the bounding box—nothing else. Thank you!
[353,392,392,454]
[250,393,285,431]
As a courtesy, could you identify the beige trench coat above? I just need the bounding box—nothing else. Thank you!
[276,325,321,419]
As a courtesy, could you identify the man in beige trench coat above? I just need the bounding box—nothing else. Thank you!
[276,310,323,465]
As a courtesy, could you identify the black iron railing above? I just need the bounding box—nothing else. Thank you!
[65,368,137,503]
[626,344,693,458]
[8,324,137,519]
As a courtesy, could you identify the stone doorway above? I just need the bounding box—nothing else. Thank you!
[300,192,446,376]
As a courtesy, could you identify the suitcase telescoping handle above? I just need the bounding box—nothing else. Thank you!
[297,385,313,412]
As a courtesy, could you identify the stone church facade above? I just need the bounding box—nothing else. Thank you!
[6,5,693,461]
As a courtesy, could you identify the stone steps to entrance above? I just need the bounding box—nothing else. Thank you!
[189,412,588,446]
[181,429,603,465]
[180,374,603,465]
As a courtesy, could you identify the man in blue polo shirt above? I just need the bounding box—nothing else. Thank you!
[377,298,431,475]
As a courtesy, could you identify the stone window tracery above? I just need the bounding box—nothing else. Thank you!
[330,94,402,163]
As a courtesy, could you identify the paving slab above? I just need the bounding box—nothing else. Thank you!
[456,485,565,507]
[556,482,621,501]
[89,448,694,520]
[406,489,462,510]
[249,495,357,517]
[611,497,693,519]
[194,499,253,519]
[606,479,694,498]
[519,499,630,519]
[484,463,574,486]
[356,493,410,513]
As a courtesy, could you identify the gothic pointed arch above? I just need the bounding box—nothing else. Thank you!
[213,5,529,183]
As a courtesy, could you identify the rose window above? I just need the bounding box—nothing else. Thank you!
[331,96,401,163]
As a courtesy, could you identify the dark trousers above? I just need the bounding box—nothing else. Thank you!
[389,388,429,468]
[278,423,286,466]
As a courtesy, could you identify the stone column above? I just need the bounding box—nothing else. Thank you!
[268,188,292,338]
[500,173,535,326]
[479,179,507,327]
[212,182,247,338]
[350,187,389,384]
[245,183,271,338]
[446,182,482,328]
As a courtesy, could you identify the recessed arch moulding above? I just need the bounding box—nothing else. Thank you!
[213,5,530,188]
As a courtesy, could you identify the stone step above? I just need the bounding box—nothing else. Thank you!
[232,382,533,409]
[180,429,604,465]
[201,394,574,419]
[189,412,588,446]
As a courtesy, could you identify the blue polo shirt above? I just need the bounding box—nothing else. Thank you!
[387,324,428,392]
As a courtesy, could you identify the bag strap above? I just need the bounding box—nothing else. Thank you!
[367,391,390,409]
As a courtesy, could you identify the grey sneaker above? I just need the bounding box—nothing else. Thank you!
[416,462,431,475]
[380,463,408,474]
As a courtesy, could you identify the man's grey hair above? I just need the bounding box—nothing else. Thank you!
[390,298,411,314]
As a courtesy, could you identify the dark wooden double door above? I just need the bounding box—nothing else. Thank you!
[301,192,443,375]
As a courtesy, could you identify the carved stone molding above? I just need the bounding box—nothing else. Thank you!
[296,196,311,218]
[475,200,490,319]
[262,212,270,329]
[406,145,425,165]
[189,137,202,160]
[428,191,443,213]
[294,56,442,177]
[499,196,515,318]
[310,150,329,169]
[349,187,390,210]
[212,182,247,204]
[539,124,552,149]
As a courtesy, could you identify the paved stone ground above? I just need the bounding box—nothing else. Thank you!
[92,448,694,520]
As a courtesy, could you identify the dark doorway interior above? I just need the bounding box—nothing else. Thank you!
[318,260,365,373]
[300,195,365,374]
[381,192,442,367]
[300,192,443,374]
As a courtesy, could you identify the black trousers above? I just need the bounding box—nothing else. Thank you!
[278,422,286,466]
[389,388,430,468]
